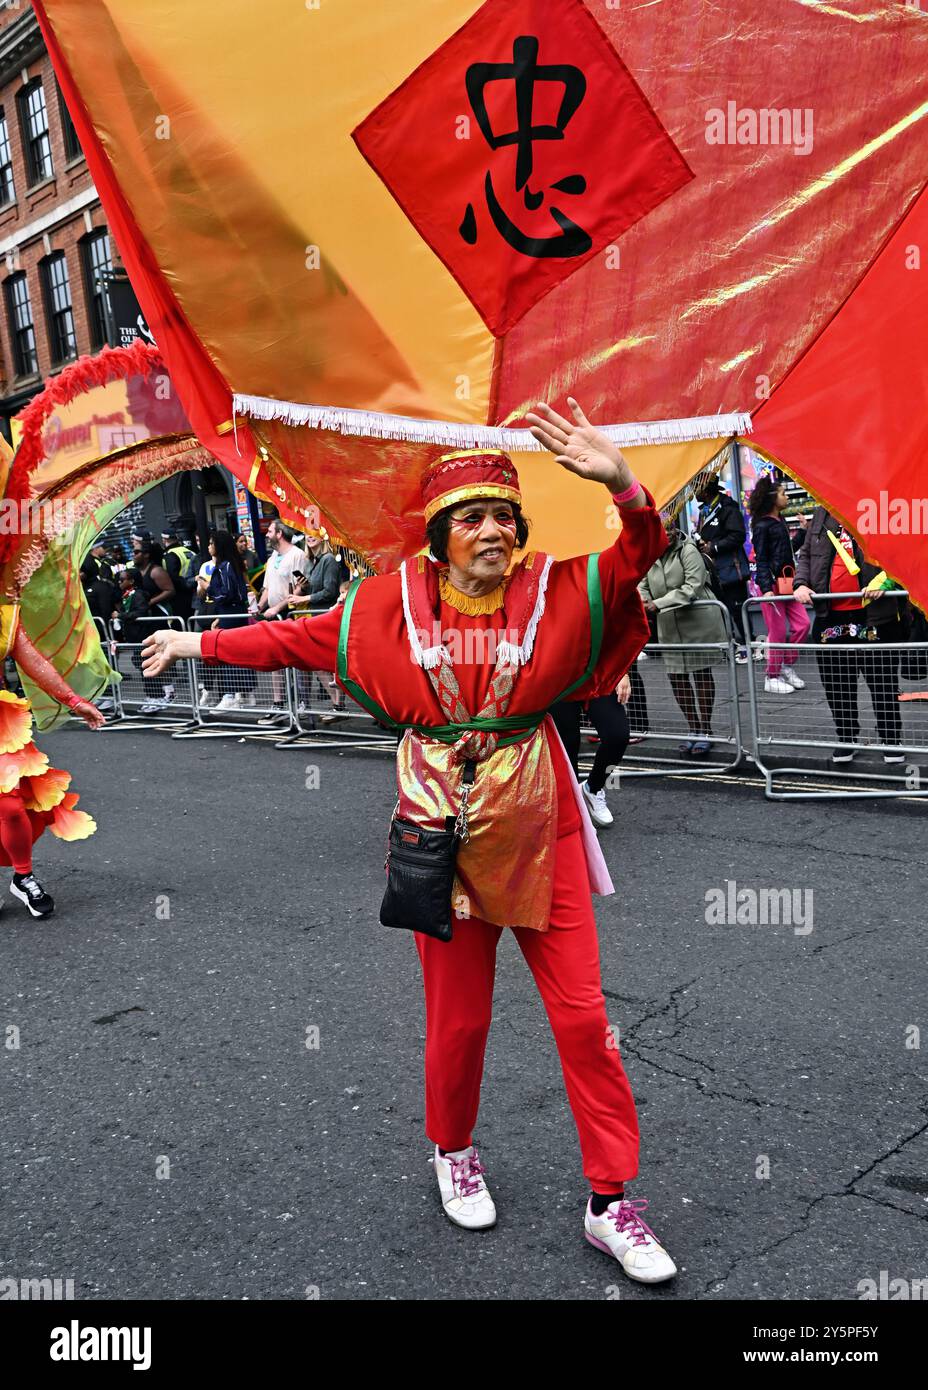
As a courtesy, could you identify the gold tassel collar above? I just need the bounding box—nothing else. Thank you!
[439,571,508,615]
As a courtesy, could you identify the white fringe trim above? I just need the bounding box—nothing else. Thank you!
[400,559,446,669]
[233,393,752,449]
[496,554,553,667]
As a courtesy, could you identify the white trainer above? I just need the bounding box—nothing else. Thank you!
[783,668,805,689]
[581,780,614,827]
[764,676,793,695]
[213,693,241,711]
[584,1196,677,1284]
[433,1144,497,1230]
[138,694,175,715]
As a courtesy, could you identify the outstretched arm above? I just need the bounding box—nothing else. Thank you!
[142,605,342,679]
[12,623,105,729]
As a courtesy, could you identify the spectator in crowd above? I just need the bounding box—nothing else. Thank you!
[80,552,119,628]
[550,674,633,828]
[288,533,345,724]
[161,531,198,621]
[193,539,220,705]
[132,536,177,715]
[192,530,211,569]
[301,533,341,613]
[256,520,307,725]
[115,567,161,709]
[639,520,729,756]
[207,530,257,713]
[794,508,906,764]
[88,540,114,583]
[193,538,217,619]
[695,475,750,660]
[748,475,810,695]
[116,568,150,643]
[236,532,258,573]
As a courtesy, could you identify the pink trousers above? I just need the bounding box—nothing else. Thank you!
[763,597,811,676]
[414,828,640,1192]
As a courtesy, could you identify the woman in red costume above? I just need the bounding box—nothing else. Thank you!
[142,399,677,1283]
[0,602,101,917]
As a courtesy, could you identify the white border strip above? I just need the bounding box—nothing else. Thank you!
[232,393,751,449]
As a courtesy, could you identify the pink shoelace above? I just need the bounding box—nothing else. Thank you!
[450,1150,487,1199]
[605,1197,658,1247]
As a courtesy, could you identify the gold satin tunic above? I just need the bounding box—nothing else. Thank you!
[396,722,558,933]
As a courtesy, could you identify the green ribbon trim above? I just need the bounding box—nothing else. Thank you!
[546,551,603,703]
[335,553,604,744]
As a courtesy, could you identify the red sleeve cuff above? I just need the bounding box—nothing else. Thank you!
[200,629,220,664]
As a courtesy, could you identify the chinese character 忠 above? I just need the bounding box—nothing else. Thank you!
[459,35,592,258]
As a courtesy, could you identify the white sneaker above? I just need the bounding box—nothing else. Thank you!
[213,693,241,712]
[764,676,793,694]
[783,668,805,689]
[581,779,613,827]
[241,692,257,707]
[584,1196,677,1284]
[433,1144,497,1230]
[199,691,216,708]
[138,695,174,715]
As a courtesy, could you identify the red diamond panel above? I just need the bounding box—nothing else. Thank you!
[353,0,693,337]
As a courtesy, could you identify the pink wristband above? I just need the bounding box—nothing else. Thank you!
[612,479,641,506]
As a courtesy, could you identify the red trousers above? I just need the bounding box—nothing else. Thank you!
[0,790,34,873]
[414,828,640,1192]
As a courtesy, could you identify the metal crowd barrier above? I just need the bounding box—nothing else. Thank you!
[579,599,743,778]
[109,613,195,722]
[91,616,120,720]
[81,589,928,804]
[180,611,298,734]
[172,610,385,743]
[743,592,928,799]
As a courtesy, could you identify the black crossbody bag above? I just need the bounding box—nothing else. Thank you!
[379,758,476,943]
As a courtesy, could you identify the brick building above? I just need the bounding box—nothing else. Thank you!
[0,2,262,550]
[0,0,115,423]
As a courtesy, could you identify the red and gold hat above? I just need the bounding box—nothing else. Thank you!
[421,449,521,524]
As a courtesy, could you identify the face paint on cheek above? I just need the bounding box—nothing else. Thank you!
[447,518,481,570]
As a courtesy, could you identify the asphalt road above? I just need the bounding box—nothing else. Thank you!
[2,723,926,1301]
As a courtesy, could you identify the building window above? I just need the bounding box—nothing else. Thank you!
[41,252,77,364]
[5,273,38,376]
[0,109,14,205]
[81,229,112,350]
[58,87,82,163]
[18,80,54,185]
